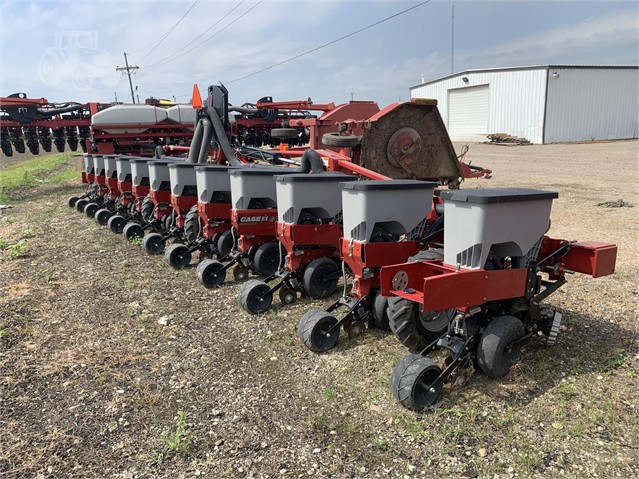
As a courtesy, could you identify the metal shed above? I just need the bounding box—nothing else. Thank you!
[410,65,639,144]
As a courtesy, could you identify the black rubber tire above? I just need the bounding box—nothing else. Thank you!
[217,229,235,259]
[372,290,391,331]
[67,196,79,207]
[165,243,192,269]
[253,242,282,278]
[75,198,89,213]
[142,232,166,255]
[123,222,144,241]
[302,257,339,299]
[390,354,443,411]
[271,128,299,139]
[387,297,452,352]
[322,132,359,148]
[196,259,226,288]
[279,287,296,305]
[238,279,273,314]
[108,215,128,234]
[298,309,340,353]
[184,204,200,244]
[94,208,111,226]
[140,195,155,222]
[84,202,100,218]
[477,315,525,379]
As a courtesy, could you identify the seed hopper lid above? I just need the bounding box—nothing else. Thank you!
[275,172,357,183]
[440,188,558,204]
[340,179,438,191]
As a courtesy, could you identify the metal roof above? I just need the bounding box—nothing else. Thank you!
[410,65,639,90]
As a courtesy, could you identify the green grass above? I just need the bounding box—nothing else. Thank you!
[157,410,192,464]
[0,153,79,203]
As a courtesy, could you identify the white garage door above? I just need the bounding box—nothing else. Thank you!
[448,85,489,140]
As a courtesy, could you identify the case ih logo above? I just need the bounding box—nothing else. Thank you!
[239,215,276,223]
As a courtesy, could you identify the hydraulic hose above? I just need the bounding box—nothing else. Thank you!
[296,149,324,173]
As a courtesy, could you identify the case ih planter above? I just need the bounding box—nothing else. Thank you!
[297,179,441,353]
[104,156,140,234]
[119,158,164,239]
[195,167,295,288]
[237,172,358,314]
[380,188,617,410]
[123,159,182,244]
[68,153,97,210]
[81,154,109,218]
[142,162,199,257]
[163,164,239,269]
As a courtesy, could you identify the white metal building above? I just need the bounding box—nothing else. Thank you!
[410,65,639,144]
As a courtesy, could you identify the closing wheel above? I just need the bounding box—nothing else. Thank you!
[75,198,89,213]
[184,204,201,244]
[142,232,166,255]
[298,309,340,353]
[165,243,192,269]
[302,257,339,299]
[372,290,391,331]
[391,354,443,411]
[67,196,79,207]
[322,132,359,148]
[239,279,273,314]
[94,208,111,226]
[108,215,128,234]
[84,202,100,218]
[387,297,454,352]
[253,242,282,278]
[196,259,226,288]
[271,128,299,139]
[123,222,144,241]
[477,315,525,379]
[279,286,297,305]
[232,265,249,282]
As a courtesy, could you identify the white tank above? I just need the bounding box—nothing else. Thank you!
[166,105,196,129]
[91,105,169,134]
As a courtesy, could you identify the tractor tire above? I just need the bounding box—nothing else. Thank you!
[322,132,359,148]
[238,279,273,314]
[477,315,525,379]
[253,242,282,278]
[387,297,453,352]
[271,128,299,139]
[390,354,443,411]
[302,257,339,300]
[184,204,201,244]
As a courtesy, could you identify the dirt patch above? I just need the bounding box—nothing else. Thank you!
[0,140,638,478]
[596,199,634,208]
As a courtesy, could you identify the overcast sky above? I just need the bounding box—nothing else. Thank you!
[1,0,637,107]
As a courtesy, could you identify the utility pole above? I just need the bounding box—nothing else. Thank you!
[450,2,455,74]
[116,52,139,104]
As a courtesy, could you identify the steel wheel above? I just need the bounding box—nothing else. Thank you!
[67,196,79,207]
[391,354,443,411]
[95,208,111,226]
[84,202,100,218]
[279,287,297,305]
[142,233,166,255]
[298,309,340,353]
[232,265,249,281]
[302,257,339,299]
[477,315,525,378]
[165,243,192,269]
[239,279,273,314]
[107,215,127,234]
[196,259,226,288]
[253,242,282,277]
[123,222,144,241]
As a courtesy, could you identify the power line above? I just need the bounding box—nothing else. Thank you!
[135,0,202,64]
[143,0,252,69]
[226,0,433,84]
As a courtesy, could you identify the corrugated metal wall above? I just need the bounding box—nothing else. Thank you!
[544,68,639,143]
[410,68,547,143]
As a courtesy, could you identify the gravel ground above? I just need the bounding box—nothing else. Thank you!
[0,140,637,478]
